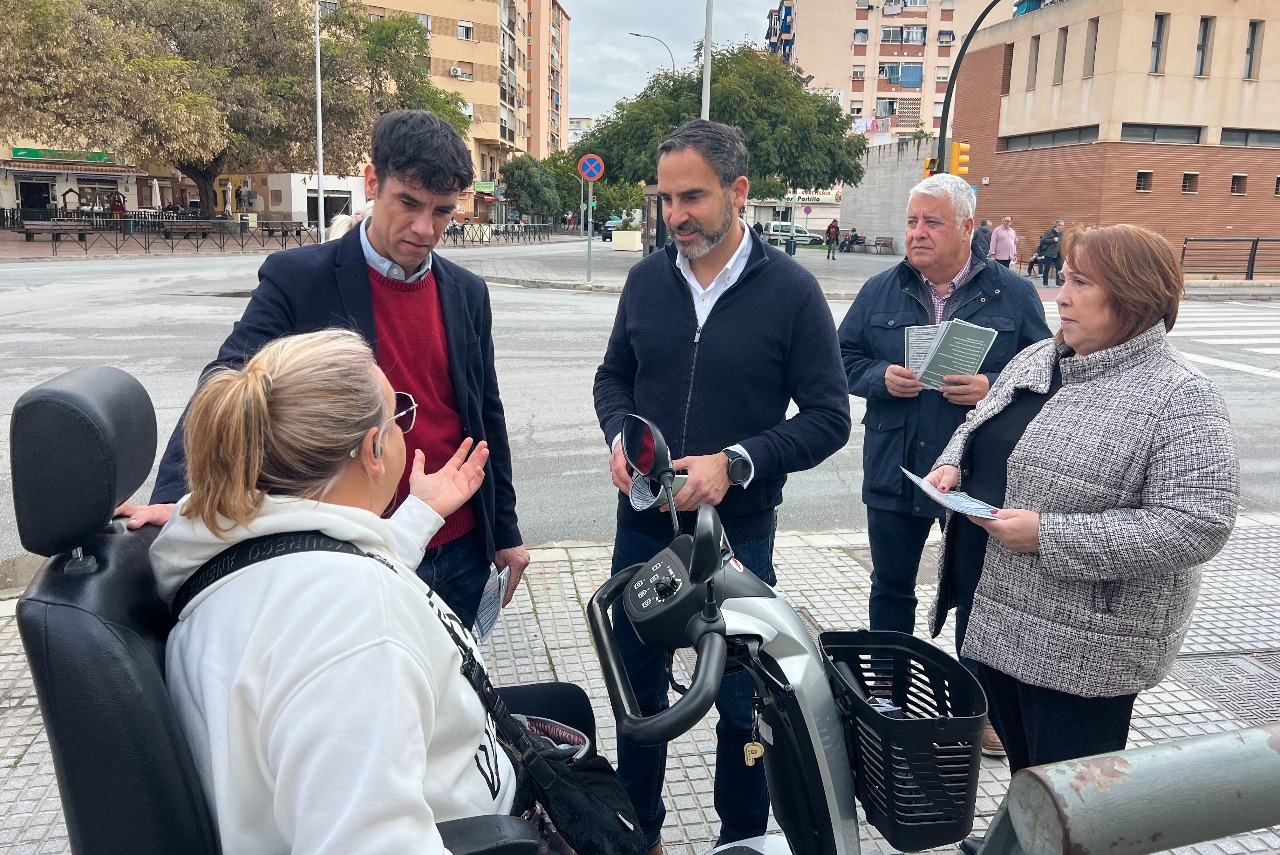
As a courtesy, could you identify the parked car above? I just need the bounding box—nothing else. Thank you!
[600,218,622,242]
[763,221,824,246]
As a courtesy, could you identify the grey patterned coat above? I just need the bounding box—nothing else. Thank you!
[928,325,1239,698]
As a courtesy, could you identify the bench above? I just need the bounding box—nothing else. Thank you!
[260,220,305,238]
[869,236,895,254]
[23,221,89,243]
[161,220,217,239]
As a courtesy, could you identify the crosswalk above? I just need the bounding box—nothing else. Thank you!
[1040,300,1280,378]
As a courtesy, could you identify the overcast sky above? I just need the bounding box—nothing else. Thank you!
[564,1,779,122]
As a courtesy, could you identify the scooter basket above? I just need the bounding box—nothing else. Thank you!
[820,630,986,853]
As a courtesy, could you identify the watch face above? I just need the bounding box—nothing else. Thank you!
[728,456,750,484]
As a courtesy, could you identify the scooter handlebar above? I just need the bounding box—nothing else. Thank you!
[588,570,727,747]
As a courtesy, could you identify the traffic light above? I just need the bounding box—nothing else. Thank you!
[591,200,597,208]
[949,141,970,176]
[923,157,939,178]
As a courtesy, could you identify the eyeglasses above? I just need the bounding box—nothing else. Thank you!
[392,391,417,433]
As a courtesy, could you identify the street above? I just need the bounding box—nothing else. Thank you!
[2,251,1279,566]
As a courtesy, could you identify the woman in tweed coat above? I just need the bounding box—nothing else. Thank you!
[924,224,1239,778]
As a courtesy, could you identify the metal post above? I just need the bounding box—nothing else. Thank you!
[314,0,326,241]
[701,0,714,120]
[587,181,593,283]
[579,176,584,235]
[936,0,1003,173]
[628,33,677,75]
[1246,237,1260,280]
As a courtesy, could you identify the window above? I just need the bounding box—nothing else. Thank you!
[903,26,927,45]
[1003,125,1099,151]
[1083,18,1099,78]
[938,31,955,46]
[1221,129,1280,147]
[1231,174,1248,195]
[458,20,475,40]
[850,103,864,117]
[933,102,944,118]
[882,27,903,44]
[1053,27,1068,84]
[875,98,897,117]
[904,0,927,6]
[1275,177,1280,197]
[369,13,383,21]
[1136,171,1153,192]
[853,29,869,45]
[451,61,475,81]
[1027,35,1040,89]
[1150,13,1168,74]
[319,1,336,15]
[463,102,474,120]
[1194,17,1215,76]
[852,65,866,79]
[1182,173,1199,193]
[936,65,950,81]
[1120,124,1202,144]
[879,63,900,83]
[1245,21,1264,79]
[417,13,431,34]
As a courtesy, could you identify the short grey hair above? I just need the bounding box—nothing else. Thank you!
[909,173,976,227]
[658,120,749,188]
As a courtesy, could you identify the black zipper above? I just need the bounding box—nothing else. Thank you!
[668,247,771,457]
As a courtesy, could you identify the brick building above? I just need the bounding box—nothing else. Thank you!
[953,0,1280,255]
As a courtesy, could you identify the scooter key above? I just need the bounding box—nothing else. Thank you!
[743,742,765,766]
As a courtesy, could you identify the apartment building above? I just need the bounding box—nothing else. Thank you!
[567,117,594,147]
[953,0,1280,249]
[767,0,1013,144]
[528,0,570,159]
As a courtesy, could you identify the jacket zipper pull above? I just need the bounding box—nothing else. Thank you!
[694,327,702,344]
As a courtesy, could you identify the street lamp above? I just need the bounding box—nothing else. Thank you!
[628,32,676,76]
[701,1,713,120]
[314,0,325,241]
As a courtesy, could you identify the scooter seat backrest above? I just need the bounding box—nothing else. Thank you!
[11,367,221,854]
[10,365,156,557]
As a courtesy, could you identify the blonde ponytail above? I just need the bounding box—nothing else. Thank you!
[182,330,386,534]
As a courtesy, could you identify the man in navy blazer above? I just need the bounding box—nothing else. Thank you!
[117,110,528,626]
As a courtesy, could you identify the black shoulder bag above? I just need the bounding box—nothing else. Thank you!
[173,530,647,855]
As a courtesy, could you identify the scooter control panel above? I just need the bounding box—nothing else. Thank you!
[627,556,684,613]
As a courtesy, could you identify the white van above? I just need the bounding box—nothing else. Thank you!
[762,222,825,246]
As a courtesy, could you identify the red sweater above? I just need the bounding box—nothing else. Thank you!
[368,265,476,547]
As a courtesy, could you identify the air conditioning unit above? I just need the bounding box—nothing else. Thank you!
[450,66,462,77]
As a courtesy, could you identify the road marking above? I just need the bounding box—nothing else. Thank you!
[1181,353,1280,380]
[1245,348,1280,355]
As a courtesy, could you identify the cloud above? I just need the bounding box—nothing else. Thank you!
[565,1,778,121]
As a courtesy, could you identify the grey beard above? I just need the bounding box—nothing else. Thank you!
[675,204,735,261]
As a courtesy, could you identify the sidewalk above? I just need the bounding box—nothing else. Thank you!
[3,515,1279,854]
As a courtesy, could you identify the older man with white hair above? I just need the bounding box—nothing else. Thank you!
[837,173,1050,756]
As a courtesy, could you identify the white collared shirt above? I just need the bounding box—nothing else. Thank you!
[359,217,433,282]
[677,218,754,327]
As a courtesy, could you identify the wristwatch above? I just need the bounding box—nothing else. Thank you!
[723,448,752,486]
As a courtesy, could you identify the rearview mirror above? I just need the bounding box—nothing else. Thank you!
[689,505,726,586]
[621,414,672,481]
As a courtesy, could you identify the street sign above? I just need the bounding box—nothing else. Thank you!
[803,205,813,215]
[578,154,605,182]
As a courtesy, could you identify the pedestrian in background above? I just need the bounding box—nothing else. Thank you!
[925,226,1239,855]
[826,218,841,259]
[990,216,1018,267]
[1037,219,1065,286]
[972,218,992,259]
[595,119,850,855]
[839,174,1050,758]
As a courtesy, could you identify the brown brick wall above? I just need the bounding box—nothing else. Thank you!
[954,44,1280,254]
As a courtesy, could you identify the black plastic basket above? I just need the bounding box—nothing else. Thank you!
[820,630,986,853]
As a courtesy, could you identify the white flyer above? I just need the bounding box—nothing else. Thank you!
[900,467,1001,518]
[473,564,511,644]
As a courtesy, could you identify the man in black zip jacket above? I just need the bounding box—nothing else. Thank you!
[593,120,851,854]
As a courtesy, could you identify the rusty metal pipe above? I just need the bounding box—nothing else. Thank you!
[1003,723,1280,855]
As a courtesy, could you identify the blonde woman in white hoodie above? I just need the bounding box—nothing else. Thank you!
[150,330,593,855]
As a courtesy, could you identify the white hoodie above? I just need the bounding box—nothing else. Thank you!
[151,493,516,855]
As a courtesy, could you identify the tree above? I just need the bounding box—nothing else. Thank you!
[542,150,585,220]
[591,180,644,222]
[499,155,561,221]
[0,0,468,212]
[576,44,866,200]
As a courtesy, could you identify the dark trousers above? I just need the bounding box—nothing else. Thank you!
[994,259,1012,267]
[866,507,944,634]
[610,523,776,849]
[1040,254,1063,286]
[416,528,490,628]
[978,664,1137,774]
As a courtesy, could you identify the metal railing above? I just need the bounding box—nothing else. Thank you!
[437,223,555,247]
[1181,237,1280,280]
[978,723,1280,854]
[14,215,319,256]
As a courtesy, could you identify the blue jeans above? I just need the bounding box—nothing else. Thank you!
[416,529,490,628]
[866,507,944,634]
[610,524,776,849]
